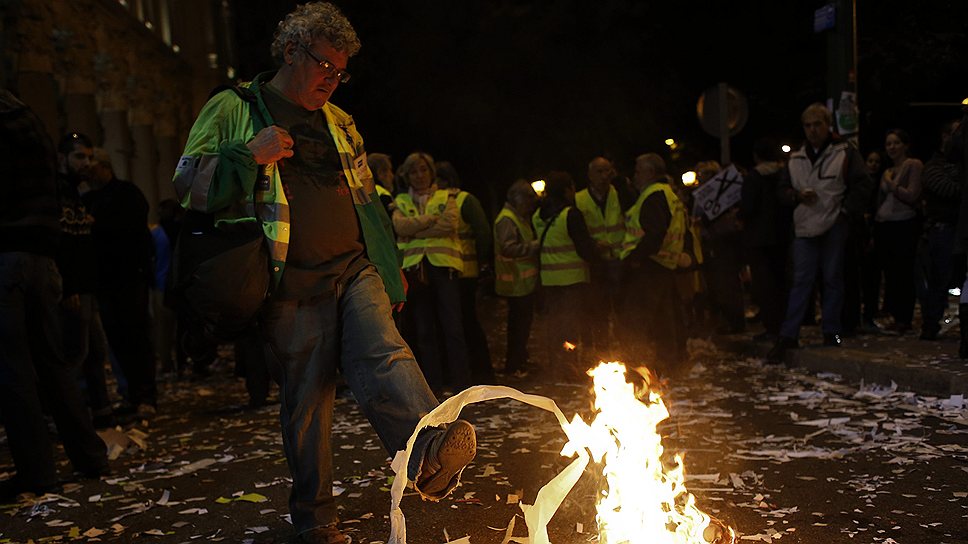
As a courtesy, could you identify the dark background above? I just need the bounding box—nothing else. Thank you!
[233,0,968,212]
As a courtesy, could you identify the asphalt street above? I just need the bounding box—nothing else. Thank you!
[2,308,968,543]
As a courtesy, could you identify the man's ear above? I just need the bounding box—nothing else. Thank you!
[284,42,297,65]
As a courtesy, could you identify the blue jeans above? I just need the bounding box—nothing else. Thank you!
[780,217,848,339]
[261,265,442,536]
[0,252,108,486]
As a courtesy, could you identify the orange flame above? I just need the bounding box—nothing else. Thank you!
[562,362,735,543]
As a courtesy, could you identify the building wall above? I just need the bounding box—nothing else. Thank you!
[2,0,235,217]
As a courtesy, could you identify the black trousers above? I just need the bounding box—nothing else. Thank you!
[459,277,493,382]
[874,218,920,326]
[97,277,156,407]
[503,293,534,373]
[747,245,787,335]
[621,262,686,370]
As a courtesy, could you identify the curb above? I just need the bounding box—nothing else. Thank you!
[716,336,968,397]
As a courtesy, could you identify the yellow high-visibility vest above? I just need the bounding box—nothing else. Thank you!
[395,191,463,271]
[620,183,686,270]
[532,207,590,286]
[575,186,623,259]
[493,206,538,297]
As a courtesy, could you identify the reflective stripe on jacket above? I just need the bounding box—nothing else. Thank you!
[532,207,589,286]
[395,191,463,271]
[575,187,623,259]
[620,183,686,270]
[493,206,537,296]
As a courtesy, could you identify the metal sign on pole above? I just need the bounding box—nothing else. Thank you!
[696,83,747,166]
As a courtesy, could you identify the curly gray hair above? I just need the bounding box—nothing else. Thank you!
[270,2,361,65]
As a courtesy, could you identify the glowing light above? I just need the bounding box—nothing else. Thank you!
[563,341,576,351]
[562,362,736,543]
[949,288,961,297]
[531,179,546,196]
[962,97,968,105]
[781,144,792,153]
[681,171,698,187]
[665,138,676,146]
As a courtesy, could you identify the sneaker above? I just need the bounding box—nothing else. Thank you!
[299,523,351,544]
[415,420,476,500]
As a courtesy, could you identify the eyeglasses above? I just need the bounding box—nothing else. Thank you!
[299,43,351,84]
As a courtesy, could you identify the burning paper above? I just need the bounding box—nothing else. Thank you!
[389,362,734,544]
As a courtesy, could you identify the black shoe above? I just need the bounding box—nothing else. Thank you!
[0,477,60,503]
[752,332,778,343]
[823,333,843,347]
[415,420,476,500]
[766,337,797,365]
[76,464,112,480]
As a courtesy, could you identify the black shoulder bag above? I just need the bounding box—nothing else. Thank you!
[168,85,271,342]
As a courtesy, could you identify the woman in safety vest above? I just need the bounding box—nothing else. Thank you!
[391,152,472,395]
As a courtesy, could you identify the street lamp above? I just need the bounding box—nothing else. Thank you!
[531,179,546,196]
[681,171,698,187]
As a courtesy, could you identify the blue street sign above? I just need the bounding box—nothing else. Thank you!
[814,3,836,33]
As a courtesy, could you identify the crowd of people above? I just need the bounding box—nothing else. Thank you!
[2,1,967,542]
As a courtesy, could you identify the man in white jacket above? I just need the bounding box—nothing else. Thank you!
[767,103,873,363]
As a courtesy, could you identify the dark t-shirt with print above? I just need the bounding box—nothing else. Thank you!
[261,83,367,300]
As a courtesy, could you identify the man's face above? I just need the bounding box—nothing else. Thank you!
[802,114,830,149]
[286,39,349,111]
[63,143,93,178]
[587,158,615,193]
[633,160,654,189]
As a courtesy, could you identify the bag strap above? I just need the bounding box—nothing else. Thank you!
[535,208,560,275]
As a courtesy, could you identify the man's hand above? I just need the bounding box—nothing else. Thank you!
[247,126,294,165]
[676,252,693,269]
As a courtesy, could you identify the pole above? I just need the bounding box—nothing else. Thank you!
[717,82,730,166]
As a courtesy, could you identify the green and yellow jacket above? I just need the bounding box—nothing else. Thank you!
[172,71,405,303]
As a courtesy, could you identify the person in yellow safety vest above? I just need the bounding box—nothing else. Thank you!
[436,161,495,383]
[620,153,697,370]
[575,156,631,354]
[493,180,540,377]
[391,152,472,394]
[367,152,396,217]
[533,171,602,382]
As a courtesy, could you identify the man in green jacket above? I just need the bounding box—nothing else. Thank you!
[172,4,475,543]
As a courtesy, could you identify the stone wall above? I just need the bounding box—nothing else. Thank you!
[3,0,229,217]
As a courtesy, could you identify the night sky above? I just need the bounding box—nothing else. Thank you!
[232,0,968,212]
